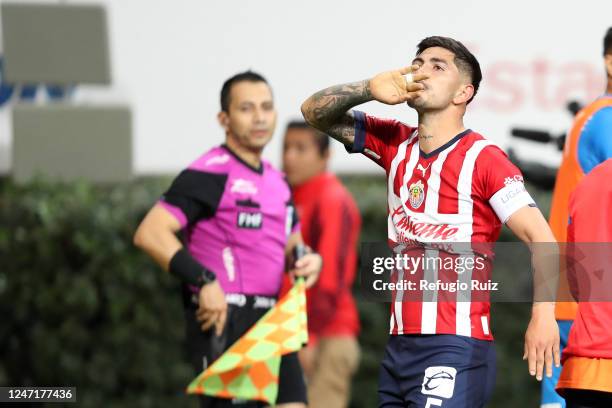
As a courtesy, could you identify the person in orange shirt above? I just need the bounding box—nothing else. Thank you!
[543,27,612,408]
[282,121,361,408]
[555,159,612,408]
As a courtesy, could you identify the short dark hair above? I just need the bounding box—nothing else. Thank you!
[220,70,269,112]
[416,36,482,104]
[604,27,612,56]
[286,120,329,156]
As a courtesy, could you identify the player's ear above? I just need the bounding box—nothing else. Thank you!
[322,148,331,161]
[605,54,612,79]
[454,83,474,105]
[217,111,230,131]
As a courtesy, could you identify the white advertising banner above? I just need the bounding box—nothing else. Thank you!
[0,0,609,175]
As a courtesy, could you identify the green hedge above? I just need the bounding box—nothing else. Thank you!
[0,176,551,407]
[0,178,197,407]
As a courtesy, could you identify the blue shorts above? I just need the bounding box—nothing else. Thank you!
[379,335,496,408]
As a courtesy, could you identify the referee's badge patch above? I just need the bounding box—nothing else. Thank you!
[421,366,457,399]
[409,180,426,209]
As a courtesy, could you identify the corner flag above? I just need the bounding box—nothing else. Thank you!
[187,278,308,404]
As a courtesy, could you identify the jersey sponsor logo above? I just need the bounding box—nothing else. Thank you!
[225,293,246,306]
[417,163,431,177]
[237,211,262,229]
[231,178,258,195]
[421,366,457,399]
[408,180,426,209]
[503,174,524,186]
[391,207,459,241]
[253,296,276,309]
[205,154,230,167]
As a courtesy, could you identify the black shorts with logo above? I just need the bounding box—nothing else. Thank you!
[184,294,307,408]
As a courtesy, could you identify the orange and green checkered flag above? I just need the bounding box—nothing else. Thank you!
[186,278,308,405]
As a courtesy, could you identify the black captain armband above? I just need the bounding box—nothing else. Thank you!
[169,248,216,286]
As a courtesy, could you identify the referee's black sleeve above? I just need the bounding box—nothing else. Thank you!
[161,169,227,226]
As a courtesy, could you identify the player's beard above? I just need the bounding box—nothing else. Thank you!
[407,97,426,111]
[407,91,452,113]
[407,96,436,114]
[227,129,271,155]
[244,130,272,152]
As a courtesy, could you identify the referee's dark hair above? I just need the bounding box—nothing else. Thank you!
[604,27,612,56]
[286,120,330,157]
[417,36,482,104]
[220,70,269,112]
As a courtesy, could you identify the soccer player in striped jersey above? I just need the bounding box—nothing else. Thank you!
[301,36,560,407]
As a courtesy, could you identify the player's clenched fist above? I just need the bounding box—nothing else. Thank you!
[369,65,428,105]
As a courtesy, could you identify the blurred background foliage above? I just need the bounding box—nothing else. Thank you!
[0,175,552,407]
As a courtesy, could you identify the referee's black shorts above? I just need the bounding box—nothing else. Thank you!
[184,294,307,408]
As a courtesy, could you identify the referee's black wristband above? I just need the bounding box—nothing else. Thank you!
[169,248,216,286]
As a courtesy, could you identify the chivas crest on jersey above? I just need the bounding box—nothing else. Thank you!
[408,180,425,209]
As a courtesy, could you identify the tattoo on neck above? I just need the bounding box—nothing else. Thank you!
[419,134,434,140]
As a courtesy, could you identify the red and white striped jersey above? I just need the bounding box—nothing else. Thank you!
[350,111,536,340]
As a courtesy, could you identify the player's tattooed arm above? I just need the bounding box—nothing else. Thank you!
[302,66,426,146]
[301,80,373,147]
